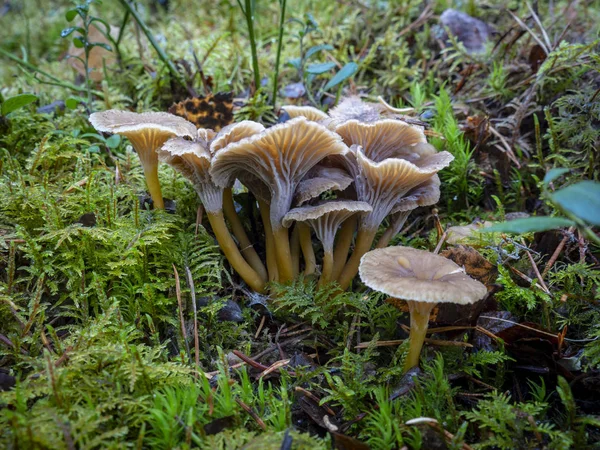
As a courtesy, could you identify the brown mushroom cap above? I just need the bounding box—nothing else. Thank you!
[89,110,197,165]
[359,246,487,304]
[294,166,354,205]
[158,137,222,213]
[282,201,372,252]
[328,96,383,123]
[391,175,441,213]
[335,119,427,163]
[446,222,493,245]
[281,105,329,122]
[210,121,265,154]
[351,148,453,231]
[210,117,349,230]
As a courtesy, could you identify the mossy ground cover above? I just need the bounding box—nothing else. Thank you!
[1,0,600,448]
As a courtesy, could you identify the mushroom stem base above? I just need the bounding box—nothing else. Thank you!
[298,223,316,275]
[223,188,267,283]
[332,217,357,280]
[318,250,334,288]
[142,163,164,209]
[207,211,266,293]
[336,227,377,291]
[404,300,436,373]
[291,225,300,278]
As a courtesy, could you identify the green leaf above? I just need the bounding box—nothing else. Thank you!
[1,93,38,115]
[65,97,80,109]
[323,62,358,90]
[73,37,86,48]
[305,44,334,60]
[61,27,80,38]
[551,181,600,225]
[91,42,112,52]
[543,168,570,185]
[288,57,301,70]
[306,62,336,74]
[106,135,121,149]
[65,8,78,21]
[483,217,575,234]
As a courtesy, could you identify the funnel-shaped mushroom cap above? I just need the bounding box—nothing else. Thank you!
[295,166,353,205]
[335,119,427,163]
[329,96,383,123]
[283,201,372,252]
[89,110,197,165]
[158,137,222,213]
[391,175,441,213]
[210,121,265,154]
[281,105,329,122]
[446,221,493,245]
[350,148,453,230]
[359,246,487,304]
[210,117,349,230]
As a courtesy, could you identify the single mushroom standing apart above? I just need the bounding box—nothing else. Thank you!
[283,201,372,287]
[158,127,267,293]
[210,117,349,283]
[89,110,197,209]
[359,246,487,372]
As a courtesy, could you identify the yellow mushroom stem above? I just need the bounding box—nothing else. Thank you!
[290,225,300,278]
[222,188,267,283]
[206,210,266,293]
[272,226,294,283]
[258,199,278,282]
[336,227,378,291]
[141,162,165,209]
[298,223,316,275]
[318,249,334,288]
[331,217,357,280]
[404,300,437,373]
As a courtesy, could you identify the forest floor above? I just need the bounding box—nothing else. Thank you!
[1,0,600,448]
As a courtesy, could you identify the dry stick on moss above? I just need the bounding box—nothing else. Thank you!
[173,265,191,361]
[222,188,267,281]
[185,267,200,377]
[258,199,278,282]
[542,226,575,277]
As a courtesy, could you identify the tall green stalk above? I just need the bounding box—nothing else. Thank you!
[272,0,287,104]
[237,0,261,92]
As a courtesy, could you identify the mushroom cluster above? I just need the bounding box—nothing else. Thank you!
[89,97,453,294]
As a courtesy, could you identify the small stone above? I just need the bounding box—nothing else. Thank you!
[438,9,491,53]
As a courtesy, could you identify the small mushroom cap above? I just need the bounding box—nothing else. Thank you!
[281,105,329,122]
[89,110,198,167]
[446,222,493,245]
[210,121,265,154]
[328,96,383,123]
[352,148,453,230]
[210,117,349,229]
[89,110,198,138]
[391,175,441,213]
[282,200,372,251]
[158,137,222,213]
[359,246,487,304]
[335,119,427,162]
[295,166,353,205]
